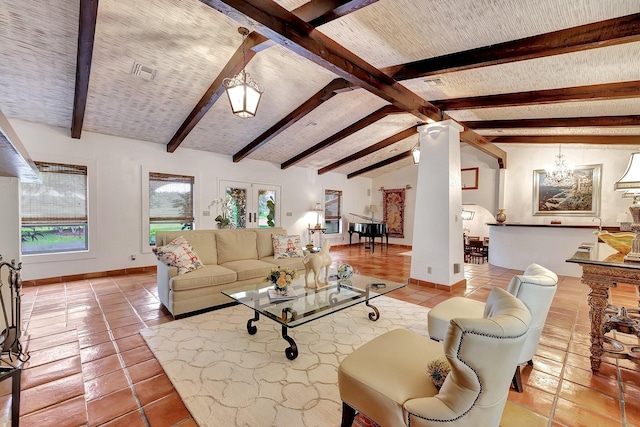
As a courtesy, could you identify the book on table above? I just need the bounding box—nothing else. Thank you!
[268,288,298,302]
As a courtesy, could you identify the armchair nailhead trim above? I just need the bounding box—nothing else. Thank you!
[406,328,528,426]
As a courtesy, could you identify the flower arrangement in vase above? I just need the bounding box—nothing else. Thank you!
[266,266,298,295]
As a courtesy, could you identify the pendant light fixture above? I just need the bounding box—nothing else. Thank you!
[411,133,421,164]
[411,142,420,164]
[223,27,264,118]
[544,144,573,186]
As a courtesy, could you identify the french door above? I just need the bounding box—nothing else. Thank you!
[218,180,281,229]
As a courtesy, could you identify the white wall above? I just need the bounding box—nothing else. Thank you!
[499,144,636,226]
[371,165,418,246]
[9,119,634,281]
[0,177,20,332]
[460,144,500,215]
[8,119,372,280]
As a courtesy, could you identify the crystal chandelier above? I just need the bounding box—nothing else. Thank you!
[544,145,573,186]
[223,27,263,119]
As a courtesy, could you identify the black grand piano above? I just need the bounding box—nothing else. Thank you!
[348,213,388,253]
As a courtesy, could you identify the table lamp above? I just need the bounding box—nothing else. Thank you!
[614,152,640,261]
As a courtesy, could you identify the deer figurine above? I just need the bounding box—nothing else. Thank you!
[303,240,332,289]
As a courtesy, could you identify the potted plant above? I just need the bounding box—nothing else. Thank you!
[212,195,233,228]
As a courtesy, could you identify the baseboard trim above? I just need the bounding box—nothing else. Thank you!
[22,265,157,287]
[329,243,412,250]
[408,277,466,292]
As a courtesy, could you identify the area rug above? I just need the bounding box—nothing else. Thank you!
[140,296,429,427]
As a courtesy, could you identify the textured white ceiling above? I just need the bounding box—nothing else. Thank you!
[0,0,639,179]
[319,0,640,68]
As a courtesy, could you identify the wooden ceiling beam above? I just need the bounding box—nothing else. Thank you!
[318,125,418,174]
[347,151,412,179]
[433,80,640,111]
[169,0,369,153]
[233,78,356,162]
[294,0,378,26]
[281,105,403,169]
[71,0,99,139]
[199,0,507,167]
[490,135,640,144]
[382,13,640,80]
[464,116,640,129]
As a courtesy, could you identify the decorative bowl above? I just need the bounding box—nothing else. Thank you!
[597,231,635,254]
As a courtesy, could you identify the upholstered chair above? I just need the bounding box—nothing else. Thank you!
[427,263,558,392]
[338,287,531,427]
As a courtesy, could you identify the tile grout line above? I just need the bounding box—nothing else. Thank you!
[90,277,151,427]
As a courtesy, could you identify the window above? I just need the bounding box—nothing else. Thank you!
[21,162,88,255]
[149,172,194,245]
[324,189,342,234]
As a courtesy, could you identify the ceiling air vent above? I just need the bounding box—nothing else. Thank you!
[131,62,157,81]
[424,77,444,86]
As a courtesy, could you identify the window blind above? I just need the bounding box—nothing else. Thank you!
[21,162,88,226]
[324,190,342,220]
[149,172,194,223]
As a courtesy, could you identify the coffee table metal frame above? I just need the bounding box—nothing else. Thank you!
[222,275,405,360]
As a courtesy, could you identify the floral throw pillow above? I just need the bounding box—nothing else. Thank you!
[153,236,204,275]
[272,234,304,259]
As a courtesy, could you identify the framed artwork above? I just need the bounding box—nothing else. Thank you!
[461,168,479,190]
[533,164,602,216]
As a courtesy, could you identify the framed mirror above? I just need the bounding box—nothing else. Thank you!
[461,168,479,190]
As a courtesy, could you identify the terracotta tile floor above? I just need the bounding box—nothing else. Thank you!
[2,244,639,426]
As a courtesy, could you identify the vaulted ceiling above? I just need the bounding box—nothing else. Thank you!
[1,0,640,179]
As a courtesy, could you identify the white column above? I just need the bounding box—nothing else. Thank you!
[0,177,21,332]
[410,120,465,288]
[497,168,506,215]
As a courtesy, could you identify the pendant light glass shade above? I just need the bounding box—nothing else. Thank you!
[224,70,263,118]
[411,142,420,164]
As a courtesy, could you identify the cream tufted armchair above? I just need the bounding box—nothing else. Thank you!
[338,287,531,427]
[427,263,558,392]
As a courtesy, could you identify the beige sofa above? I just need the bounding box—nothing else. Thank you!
[155,227,304,317]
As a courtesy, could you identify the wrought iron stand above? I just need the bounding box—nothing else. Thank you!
[0,255,26,426]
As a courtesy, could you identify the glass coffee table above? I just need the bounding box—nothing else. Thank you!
[222,275,405,360]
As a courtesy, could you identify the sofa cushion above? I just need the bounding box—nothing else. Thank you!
[256,228,286,259]
[153,236,204,275]
[176,232,217,265]
[169,265,237,292]
[272,234,304,259]
[216,231,258,264]
[220,259,276,281]
[260,255,304,271]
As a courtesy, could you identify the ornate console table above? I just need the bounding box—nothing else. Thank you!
[566,244,640,372]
